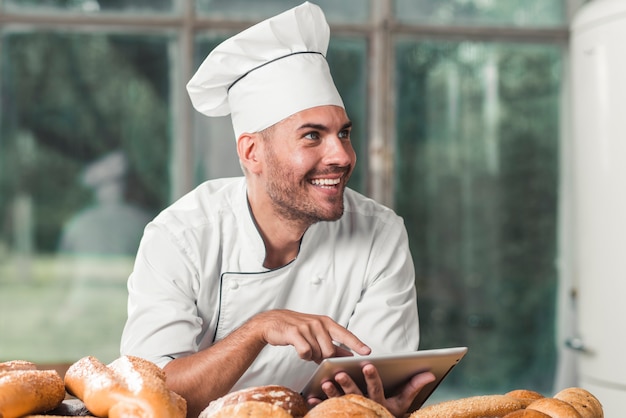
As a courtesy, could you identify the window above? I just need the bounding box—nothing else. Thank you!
[1,30,171,363]
[395,39,562,395]
[0,0,586,401]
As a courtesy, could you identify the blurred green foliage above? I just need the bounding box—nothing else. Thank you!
[395,40,561,394]
[1,32,171,252]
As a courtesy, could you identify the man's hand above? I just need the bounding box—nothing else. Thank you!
[250,309,371,363]
[309,365,436,418]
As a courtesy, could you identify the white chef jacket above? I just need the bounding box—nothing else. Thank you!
[120,177,419,393]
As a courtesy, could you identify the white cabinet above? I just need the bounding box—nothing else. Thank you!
[570,0,626,415]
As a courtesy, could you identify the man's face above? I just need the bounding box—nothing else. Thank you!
[261,105,356,225]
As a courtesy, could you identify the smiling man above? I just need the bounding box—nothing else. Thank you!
[120,2,434,418]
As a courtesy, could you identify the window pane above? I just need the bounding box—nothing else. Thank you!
[0,31,171,364]
[395,0,566,27]
[191,35,368,194]
[196,0,370,23]
[3,0,174,13]
[395,39,562,398]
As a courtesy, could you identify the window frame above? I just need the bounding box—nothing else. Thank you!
[0,0,586,205]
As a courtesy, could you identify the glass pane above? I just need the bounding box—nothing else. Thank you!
[3,0,174,13]
[395,0,566,27]
[0,31,171,364]
[191,35,368,194]
[394,39,562,398]
[197,0,370,23]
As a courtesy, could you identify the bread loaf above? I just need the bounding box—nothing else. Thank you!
[64,355,186,418]
[0,361,66,418]
[199,385,308,418]
[203,400,294,418]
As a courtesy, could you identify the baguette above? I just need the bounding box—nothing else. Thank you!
[408,394,523,418]
[503,410,551,417]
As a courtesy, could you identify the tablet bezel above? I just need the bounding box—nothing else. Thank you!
[299,346,468,412]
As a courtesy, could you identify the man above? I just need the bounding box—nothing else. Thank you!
[120,2,434,417]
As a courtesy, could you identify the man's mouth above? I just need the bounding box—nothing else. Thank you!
[310,177,341,188]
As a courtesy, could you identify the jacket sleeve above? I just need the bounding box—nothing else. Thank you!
[346,214,420,354]
[120,222,204,368]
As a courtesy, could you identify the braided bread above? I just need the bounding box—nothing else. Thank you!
[64,355,186,418]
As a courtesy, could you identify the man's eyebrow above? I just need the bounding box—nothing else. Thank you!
[297,121,353,131]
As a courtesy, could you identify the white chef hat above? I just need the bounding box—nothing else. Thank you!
[186,1,344,140]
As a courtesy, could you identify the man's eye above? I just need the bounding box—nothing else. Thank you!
[304,132,320,140]
[339,130,351,139]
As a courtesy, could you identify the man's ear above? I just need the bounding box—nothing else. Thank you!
[237,132,263,175]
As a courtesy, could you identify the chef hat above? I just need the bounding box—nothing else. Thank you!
[186,1,344,140]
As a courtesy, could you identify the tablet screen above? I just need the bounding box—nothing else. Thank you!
[299,346,468,412]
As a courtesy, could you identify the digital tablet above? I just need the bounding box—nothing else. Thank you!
[299,346,468,412]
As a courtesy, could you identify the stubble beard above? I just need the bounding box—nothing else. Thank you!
[265,159,349,226]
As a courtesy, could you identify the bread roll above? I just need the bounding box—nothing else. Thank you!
[304,396,380,418]
[342,394,394,418]
[199,385,308,418]
[505,389,545,407]
[203,400,294,418]
[526,398,582,418]
[408,394,523,418]
[64,355,186,418]
[0,368,66,418]
[553,387,603,418]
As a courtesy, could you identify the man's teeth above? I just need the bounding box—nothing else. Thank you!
[311,178,341,186]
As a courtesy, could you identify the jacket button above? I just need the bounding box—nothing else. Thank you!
[229,281,239,290]
[310,276,322,285]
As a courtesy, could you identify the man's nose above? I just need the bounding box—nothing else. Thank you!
[323,136,354,166]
